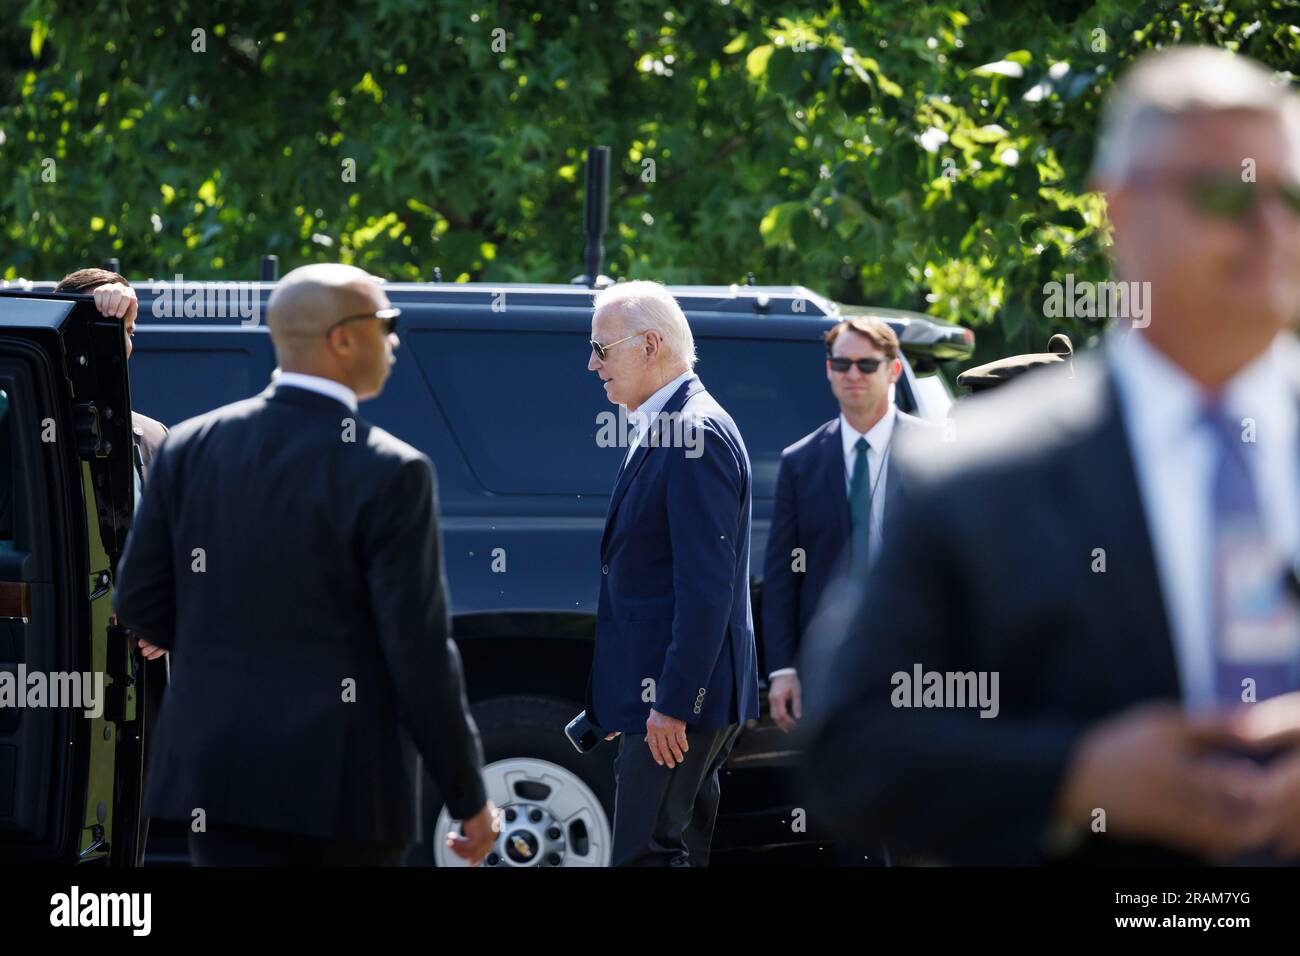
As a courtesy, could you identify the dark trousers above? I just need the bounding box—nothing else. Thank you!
[188,823,408,866]
[611,723,741,867]
[134,654,169,865]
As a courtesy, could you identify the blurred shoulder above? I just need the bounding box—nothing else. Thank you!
[896,352,1112,490]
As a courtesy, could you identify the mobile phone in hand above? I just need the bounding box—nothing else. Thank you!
[564,710,605,753]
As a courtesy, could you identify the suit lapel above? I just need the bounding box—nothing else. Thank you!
[882,415,905,536]
[881,413,921,537]
[1065,363,1180,695]
[811,418,850,545]
[600,375,703,556]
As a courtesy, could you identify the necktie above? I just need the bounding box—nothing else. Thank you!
[1205,399,1299,706]
[849,436,872,574]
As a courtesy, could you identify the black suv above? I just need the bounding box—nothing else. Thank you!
[0,278,972,866]
[0,293,142,865]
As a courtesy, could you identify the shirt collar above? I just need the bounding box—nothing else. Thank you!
[273,371,359,413]
[631,369,694,428]
[1110,330,1298,442]
[841,404,897,458]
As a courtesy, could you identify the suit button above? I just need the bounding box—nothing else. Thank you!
[601,564,609,575]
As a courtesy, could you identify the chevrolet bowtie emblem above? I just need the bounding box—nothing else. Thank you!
[512,835,533,858]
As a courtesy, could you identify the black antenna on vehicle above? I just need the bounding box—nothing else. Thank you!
[571,145,612,289]
[261,255,279,281]
[101,257,120,273]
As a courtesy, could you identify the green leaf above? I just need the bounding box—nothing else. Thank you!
[759,201,802,248]
[30,20,47,58]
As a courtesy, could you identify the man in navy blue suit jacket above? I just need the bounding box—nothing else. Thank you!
[762,316,934,732]
[584,280,759,867]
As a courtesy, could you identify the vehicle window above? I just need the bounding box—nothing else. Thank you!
[409,330,844,499]
[407,329,617,495]
[695,337,839,499]
[910,368,955,422]
[129,346,258,427]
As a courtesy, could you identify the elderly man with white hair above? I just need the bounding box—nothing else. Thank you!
[584,280,759,867]
[805,46,1300,865]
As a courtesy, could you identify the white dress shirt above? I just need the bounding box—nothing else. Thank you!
[132,442,142,515]
[274,371,359,413]
[1109,330,1300,711]
[841,404,897,557]
[770,404,898,681]
[621,369,694,468]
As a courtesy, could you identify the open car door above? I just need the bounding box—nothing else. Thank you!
[0,291,142,865]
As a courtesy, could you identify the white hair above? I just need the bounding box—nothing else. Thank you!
[592,280,697,370]
[1091,46,1300,184]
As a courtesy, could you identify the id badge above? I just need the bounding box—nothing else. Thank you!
[1217,524,1300,664]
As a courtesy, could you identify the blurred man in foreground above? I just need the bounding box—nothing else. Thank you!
[115,263,496,865]
[805,47,1300,864]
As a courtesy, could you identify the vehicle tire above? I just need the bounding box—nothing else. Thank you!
[417,695,616,868]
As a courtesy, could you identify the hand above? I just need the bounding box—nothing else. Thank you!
[137,637,167,661]
[445,800,501,865]
[604,732,620,741]
[1055,701,1270,861]
[1234,691,1300,859]
[645,708,688,769]
[769,673,802,732]
[92,282,138,323]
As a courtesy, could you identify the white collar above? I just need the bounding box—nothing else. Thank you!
[630,369,694,426]
[840,404,897,457]
[274,371,359,413]
[1110,330,1298,444]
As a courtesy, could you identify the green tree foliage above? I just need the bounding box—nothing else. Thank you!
[2,0,1297,361]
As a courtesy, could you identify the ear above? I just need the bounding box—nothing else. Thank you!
[643,330,662,358]
[324,324,353,356]
[889,357,902,382]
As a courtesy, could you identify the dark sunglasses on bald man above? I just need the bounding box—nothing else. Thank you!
[326,307,401,337]
[829,356,885,374]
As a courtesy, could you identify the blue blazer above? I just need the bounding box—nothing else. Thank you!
[587,375,760,732]
[760,411,931,674]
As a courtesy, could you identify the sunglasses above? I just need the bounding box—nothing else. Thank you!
[589,331,646,360]
[828,356,885,374]
[1128,170,1300,221]
[326,307,401,337]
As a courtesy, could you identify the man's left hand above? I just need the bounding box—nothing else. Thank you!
[137,637,167,661]
[646,708,688,769]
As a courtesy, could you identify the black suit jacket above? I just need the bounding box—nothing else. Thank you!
[761,410,933,675]
[114,384,487,846]
[802,353,1220,865]
[585,375,760,731]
